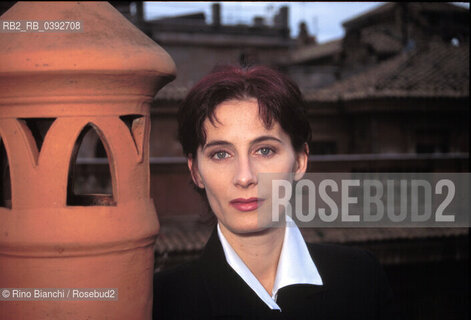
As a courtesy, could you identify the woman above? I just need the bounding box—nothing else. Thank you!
[153,65,399,319]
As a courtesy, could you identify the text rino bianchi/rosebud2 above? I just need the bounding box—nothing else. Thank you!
[0,288,118,301]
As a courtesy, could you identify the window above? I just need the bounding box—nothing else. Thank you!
[0,138,11,208]
[67,124,115,206]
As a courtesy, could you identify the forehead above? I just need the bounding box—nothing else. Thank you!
[203,98,285,142]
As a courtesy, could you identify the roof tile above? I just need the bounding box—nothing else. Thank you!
[305,41,469,102]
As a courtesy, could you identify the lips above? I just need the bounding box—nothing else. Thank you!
[229,198,264,212]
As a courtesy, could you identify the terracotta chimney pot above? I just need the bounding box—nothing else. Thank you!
[0,2,175,319]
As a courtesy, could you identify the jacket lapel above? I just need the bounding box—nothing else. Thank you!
[196,227,328,319]
[197,228,280,318]
[198,228,248,317]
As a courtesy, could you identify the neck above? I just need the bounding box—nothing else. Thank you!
[219,223,285,295]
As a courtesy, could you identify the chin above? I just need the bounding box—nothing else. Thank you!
[222,211,277,235]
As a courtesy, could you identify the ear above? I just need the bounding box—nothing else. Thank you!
[294,143,309,181]
[187,155,205,189]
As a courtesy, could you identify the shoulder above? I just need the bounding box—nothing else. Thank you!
[153,260,211,320]
[154,259,205,300]
[306,242,401,319]
[307,244,400,319]
[307,242,379,268]
[154,260,202,286]
[307,242,385,293]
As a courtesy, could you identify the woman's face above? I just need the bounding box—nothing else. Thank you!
[188,98,308,235]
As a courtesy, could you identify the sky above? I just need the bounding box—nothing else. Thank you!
[143,2,469,44]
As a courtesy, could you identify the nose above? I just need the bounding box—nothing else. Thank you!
[233,155,257,188]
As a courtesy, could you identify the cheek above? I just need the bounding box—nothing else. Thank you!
[200,168,230,221]
[198,163,231,199]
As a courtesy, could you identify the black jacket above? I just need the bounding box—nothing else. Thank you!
[153,228,400,320]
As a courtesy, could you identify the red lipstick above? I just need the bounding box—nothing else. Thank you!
[229,198,264,212]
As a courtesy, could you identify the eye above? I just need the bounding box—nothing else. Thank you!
[256,147,275,157]
[211,150,231,160]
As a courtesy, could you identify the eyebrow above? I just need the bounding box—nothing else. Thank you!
[202,135,283,151]
[203,140,231,151]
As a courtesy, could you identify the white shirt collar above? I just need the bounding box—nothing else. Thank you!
[217,215,323,311]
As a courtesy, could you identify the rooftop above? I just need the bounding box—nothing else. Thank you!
[305,40,469,102]
[288,39,342,65]
[342,2,469,31]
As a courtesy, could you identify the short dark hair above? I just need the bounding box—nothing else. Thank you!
[177,65,312,158]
